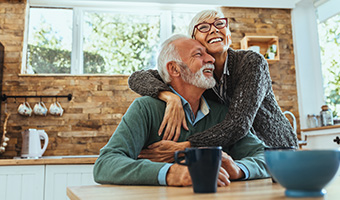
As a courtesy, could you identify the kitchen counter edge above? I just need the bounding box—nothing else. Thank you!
[0,157,97,166]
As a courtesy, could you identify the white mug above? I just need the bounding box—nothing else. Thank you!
[33,101,48,116]
[18,101,32,116]
[49,101,64,116]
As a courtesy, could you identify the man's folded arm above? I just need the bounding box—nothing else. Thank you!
[93,99,167,185]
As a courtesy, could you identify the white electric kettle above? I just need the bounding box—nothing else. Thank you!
[21,129,49,158]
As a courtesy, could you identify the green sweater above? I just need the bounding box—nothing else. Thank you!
[93,96,270,185]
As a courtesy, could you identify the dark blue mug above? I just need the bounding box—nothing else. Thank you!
[174,146,222,193]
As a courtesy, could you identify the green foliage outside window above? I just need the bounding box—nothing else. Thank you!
[27,45,106,74]
[27,45,71,73]
[83,12,160,74]
[27,8,160,75]
[318,14,340,117]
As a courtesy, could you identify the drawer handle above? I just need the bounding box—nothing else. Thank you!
[333,136,340,145]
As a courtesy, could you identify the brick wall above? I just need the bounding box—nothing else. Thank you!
[0,1,299,158]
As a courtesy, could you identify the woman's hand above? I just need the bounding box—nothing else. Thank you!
[138,140,190,163]
[158,91,189,141]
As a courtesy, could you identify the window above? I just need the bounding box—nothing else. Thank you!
[82,11,160,74]
[25,3,198,75]
[317,14,340,117]
[27,8,73,74]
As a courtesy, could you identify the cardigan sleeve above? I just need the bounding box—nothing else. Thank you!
[188,52,271,147]
[93,99,166,185]
[128,69,172,98]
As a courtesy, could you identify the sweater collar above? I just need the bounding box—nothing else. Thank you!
[169,86,210,125]
[223,52,230,76]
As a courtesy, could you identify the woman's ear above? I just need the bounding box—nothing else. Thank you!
[166,61,181,77]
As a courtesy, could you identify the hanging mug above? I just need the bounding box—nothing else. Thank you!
[18,101,32,116]
[33,101,48,116]
[49,101,64,116]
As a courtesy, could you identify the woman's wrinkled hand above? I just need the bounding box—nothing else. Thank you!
[138,140,190,163]
[158,91,189,141]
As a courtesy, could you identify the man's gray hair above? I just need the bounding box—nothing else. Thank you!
[188,9,225,39]
[157,34,190,84]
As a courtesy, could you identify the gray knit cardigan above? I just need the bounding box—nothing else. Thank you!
[128,48,298,148]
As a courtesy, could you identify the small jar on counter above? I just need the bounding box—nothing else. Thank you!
[320,105,334,126]
[316,115,321,127]
[307,114,318,128]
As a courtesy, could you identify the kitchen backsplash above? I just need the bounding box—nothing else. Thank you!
[0,1,299,158]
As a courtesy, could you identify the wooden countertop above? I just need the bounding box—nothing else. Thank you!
[67,176,340,200]
[301,124,340,132]
[0,156,98,166]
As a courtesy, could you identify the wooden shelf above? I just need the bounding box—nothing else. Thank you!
[301,124,340,132]
[240,36,279,64]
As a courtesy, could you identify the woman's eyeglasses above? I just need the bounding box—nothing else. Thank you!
[192,18,228,38]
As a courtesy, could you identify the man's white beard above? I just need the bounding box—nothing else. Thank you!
[180,63,216,89]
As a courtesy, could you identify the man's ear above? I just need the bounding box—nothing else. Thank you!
[166,61,181,77]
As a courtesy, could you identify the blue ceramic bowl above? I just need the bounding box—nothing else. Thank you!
[265,149,340,198]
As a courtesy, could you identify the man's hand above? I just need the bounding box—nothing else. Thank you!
[218,166,231,186]
[138,140,190,162]
[167,164,231,187]
[158,91,189,141]
[221,152,245,180]
[166,164,192,186]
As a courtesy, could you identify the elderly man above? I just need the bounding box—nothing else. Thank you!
[93,34,269,186]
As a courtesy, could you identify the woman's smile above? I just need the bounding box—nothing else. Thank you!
[207,37,224,44]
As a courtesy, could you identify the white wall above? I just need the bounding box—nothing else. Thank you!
[292,0,325,129]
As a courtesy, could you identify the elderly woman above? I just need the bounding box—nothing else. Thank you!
[128,9,298,150]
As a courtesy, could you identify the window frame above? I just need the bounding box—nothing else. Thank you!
[23,1,213,76]
[292,0,340,129]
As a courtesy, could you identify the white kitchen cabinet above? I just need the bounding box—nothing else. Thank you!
[0,165,45,200]
[45,165,97,200]
[301,126,340,149]
[0,164,96,200]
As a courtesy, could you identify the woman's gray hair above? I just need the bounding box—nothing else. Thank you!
[157,34,190,84]
[188,9,225,39]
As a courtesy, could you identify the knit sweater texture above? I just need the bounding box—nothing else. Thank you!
[128,48,298,148]
[93,96,269,185]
